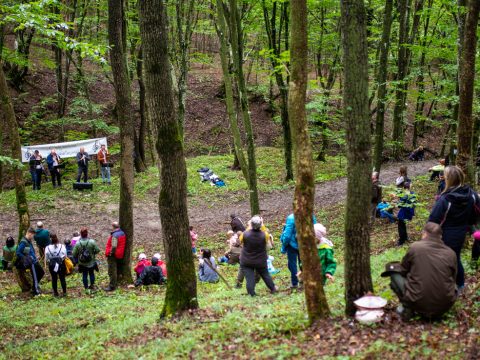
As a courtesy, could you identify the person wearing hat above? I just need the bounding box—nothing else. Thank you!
[134,253,151,279]
[134,257,166,287]
[1,236,17,271]
[381,222,457,320]
[34,221,51,259]
[313,223,336,285]
[152,253,167,278]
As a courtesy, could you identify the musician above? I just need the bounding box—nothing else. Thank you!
[76,147,90,183]
[29,150,44,190]
[97,144,111,185]
[46,148,62,188]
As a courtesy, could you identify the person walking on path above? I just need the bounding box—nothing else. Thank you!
[73,228,100,291]
[428,166,480,289]
[16,228,45,296]
[104,222,127,291]
[45,232,67,297]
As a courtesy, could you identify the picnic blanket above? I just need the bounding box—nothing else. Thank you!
[197,167,226,187]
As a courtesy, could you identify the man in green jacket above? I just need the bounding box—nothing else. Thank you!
[34,221,51,259]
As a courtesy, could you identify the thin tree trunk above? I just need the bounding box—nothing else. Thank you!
[139,0,198,317]
[136,46,147,165]
[341,0,373,316]
[456,0,480,183]
[373,0,394,173]
[108,0,135,283]
[289,0,330,322]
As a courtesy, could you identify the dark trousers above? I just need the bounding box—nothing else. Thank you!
[241,264,275,296]
[449,244,465,288]
[108,257,122,289]
[30,262,45,295]
[398,220,408,245]
[50,268,67,295]
[30,170,38,190]
[50,167,62,187]
[286,245,301,287]
[472,240,480,261]
[81,267,95,289]
[35,169,43,189]
[77,166,88,183]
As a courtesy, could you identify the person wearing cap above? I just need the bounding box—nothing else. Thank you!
[104,222,127,291]
[16,228,45,295]
[134,257,166,287]
[34,221,51,259]
[240,215,277,296]
[1,236,17,271]
[152,253,168,278]
[381,222,457,320]
[134,253,151,279]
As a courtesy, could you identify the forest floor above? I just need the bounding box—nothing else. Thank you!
[2,152,478,359]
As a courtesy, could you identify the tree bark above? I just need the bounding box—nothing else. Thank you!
[139,0,198,317]
[456,0,480,183]
[341,0,373,316]
[0,63,30,240]
[108,0,135,283]
[289,0,330,323]
[373,0,394,173]
[136,46,147,165]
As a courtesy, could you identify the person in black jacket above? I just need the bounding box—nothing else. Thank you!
[29,150,44,190]
[134,257,166,287]
[230,214,246,233]
[240,216,277,296]
[76,147,90,183]
[428,165,480,289]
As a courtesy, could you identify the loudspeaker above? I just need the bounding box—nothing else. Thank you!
[73,182,93,191]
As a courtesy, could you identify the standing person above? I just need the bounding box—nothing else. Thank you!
[97,144,111,185]
[396,182,417,246]
[29,150,44,190]
[76,147,90,183]
[371,172,382,221]
[189,226,198,254]
[16,228,45,295]
[104,222,127,291]
[73,228,100,290]
[34,221,51,259]
[313,224,337,285]
[1,236,17,271]
[428,166,480,290]
[280,213,316,289]
[230,214,246,232]
[45,232,67,297]
[240,216,277,296]
[46,149,62,187]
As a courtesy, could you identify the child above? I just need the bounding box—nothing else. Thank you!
[153,253,167,278]
[134,253,151,279]
[267,255,280,275]
[376,201,395,223]
[71,231,81,248]
[313,224,336,284]
[435,171,445,200]
[395,166,411,188]
[64,239,76,264]
[198,249,219,283]
[220,231,241,264]
[1,236,16,271]
[190,226,198,254]
[396,182,417,246]
[471,228,480,269]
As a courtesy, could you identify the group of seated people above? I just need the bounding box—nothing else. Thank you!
[133,253,167,287]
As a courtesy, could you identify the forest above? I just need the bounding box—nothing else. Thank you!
[0,0,479,358]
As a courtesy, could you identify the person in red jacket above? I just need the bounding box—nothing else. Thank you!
[134,253,151,279]
[104,221,127,291]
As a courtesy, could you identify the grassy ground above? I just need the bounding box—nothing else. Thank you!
[0,173,478,359]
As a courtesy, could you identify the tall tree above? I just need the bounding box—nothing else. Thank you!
[373,0,394,173]
[456,0,480,182]
[289,0,330,322]
[139,0,198,317]
[341,0,373,316]
[107,0,135,283]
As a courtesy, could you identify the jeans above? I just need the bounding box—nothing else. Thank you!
[50,167,62,187]
[77,166,88,183]
[286,245,301,287]
[397,220,408,245]
[101,166,111,183]
[30,170,38,190]
[81,267,95,289]
[30,262,45,295]
[107,257,122,289]
[50,267,67,295]
[35,169,43,190]
[241,264,275,296]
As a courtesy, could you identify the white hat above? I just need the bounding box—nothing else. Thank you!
[138,253,147,260]
[153,253,161,260]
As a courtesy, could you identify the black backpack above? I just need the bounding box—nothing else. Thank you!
[78,240,93,263]
[47,246,64,273]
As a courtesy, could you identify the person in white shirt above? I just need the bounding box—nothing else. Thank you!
[45,232,68,297]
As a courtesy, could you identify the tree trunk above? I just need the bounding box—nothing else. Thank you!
[0,113,4,193]
[139,0,198,317]
[136,46,147,165]
[108,0,135,283]
[289,0,330,323]
[0,64,30,239]
[456,0,480,183]
[373,0,394,173]
[341,0,373,316]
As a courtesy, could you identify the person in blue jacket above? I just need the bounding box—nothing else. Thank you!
[16,228,45,295]
[396,182,417,246]
[280,213,316,289]
[46,149,62,187]
[428,166,480,289]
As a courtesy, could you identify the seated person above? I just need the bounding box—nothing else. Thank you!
[134,257,166,287]
[429,159,446,181]
[381,222,457,321]
[314,224,336,284]
[220,231,242,265]
[376,201,395,223]
[153,253,167,278]
[409,146,425,161]
[1,236,17,271]
[198,249,219,283]
[134,253,151,279]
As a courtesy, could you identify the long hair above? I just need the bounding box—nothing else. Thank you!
[443,166,464,193]
[399,166,408,177]
[50,232,59,245]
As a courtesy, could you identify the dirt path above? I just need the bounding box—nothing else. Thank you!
[0,160,436,251]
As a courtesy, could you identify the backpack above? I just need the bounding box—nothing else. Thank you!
[47,246,64,273]
[78,240,93,263]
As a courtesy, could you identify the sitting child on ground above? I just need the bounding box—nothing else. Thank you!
[1,236,16,271]
[376,201,395,223]
[198,249,219,283]
[314,223,337,284]
[134,253,151,279]
[153,253,167,278]
[190,226,198,254]
[134,257,166,287]
[220,230,242,265]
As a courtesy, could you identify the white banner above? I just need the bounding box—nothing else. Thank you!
[21,138,108,162]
